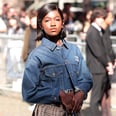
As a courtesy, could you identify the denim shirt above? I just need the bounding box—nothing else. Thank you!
[22,37,93,104]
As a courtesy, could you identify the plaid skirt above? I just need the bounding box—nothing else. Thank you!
[32,104,81,116]
[32,104,65,116]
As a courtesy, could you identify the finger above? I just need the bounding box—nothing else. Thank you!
[72,99,81,112]
[66,104,73,111]
[72,99,77,112]
[75,103,82,112]
[72,103,80,112]
[60,91,66,97]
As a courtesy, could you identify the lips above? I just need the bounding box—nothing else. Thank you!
[50,28,57,32]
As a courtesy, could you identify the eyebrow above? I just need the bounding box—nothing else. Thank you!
[44,15,61,18]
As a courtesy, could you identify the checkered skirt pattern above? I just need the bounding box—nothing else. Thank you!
[32,104,65,116]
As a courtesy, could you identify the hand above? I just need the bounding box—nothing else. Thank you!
[72,91,85,112]
[113,59,116,68]
[59,90,74,111]
[106,62,114,75]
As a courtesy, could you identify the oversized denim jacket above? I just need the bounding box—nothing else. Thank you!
[22,37,93,104]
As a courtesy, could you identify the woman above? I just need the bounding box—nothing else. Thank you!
[22,3,93,116]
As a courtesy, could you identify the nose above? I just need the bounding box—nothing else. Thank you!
[51,19,56,26]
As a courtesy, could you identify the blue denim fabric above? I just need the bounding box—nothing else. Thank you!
[22,37,93,104]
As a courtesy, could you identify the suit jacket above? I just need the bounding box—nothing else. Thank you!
[102,27,116,63]
[86,24,109,74]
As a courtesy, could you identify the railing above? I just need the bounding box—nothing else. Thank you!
[0,34,24,80]
[67,34,116,57]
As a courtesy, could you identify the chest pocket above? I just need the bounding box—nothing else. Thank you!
[44,65,63,79]
[66,63,79,78]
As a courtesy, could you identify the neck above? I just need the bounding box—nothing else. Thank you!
[56,39,63,46]
[101,22,108,30]
[45,33,62,43]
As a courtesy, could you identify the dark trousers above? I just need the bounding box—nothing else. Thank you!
[90,73,107,116]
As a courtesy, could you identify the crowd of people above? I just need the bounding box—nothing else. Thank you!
[0,3,35,34]
[0,3,116,39]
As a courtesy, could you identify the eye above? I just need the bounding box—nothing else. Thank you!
[56,18,61,21]
[45,19,50,22]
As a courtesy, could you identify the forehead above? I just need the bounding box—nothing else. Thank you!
[44,10,61,18]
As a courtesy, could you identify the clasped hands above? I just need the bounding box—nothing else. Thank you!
[59,90,84,112]
[106,62,114,75]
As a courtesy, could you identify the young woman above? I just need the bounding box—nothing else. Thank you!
[22,3,93,116]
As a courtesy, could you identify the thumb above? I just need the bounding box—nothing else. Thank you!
[60,90,66,97]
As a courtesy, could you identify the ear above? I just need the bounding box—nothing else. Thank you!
[62,20,64,25]
[62,21,64,28]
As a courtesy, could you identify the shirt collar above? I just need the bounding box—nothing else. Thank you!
[41,37,68,51]
[92,22,102,32]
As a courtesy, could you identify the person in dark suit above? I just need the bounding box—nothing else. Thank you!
[86,8,114,116]
[102,11,116,70]
[101,10,116,116]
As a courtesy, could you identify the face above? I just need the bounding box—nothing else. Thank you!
[30,16,37,29]
[42,10,63,36]
[9,18,17,27]
[105,12,114,26]
[86,10,92,21]
[95,17,105,27]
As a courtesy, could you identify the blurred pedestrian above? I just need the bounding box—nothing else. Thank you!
[110,14,116,35]
[62,3,75,34]
[22,3,93,116]
[21,9,38,62]
[19,7,30,30]
[83,9,93,33]
[101,10,116,116]
[0,3,10,26]
[86,8,114,116]
[0,17,7,33]
[7,16,24,35]
[5,16,24,81]
[80,9,93,40]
